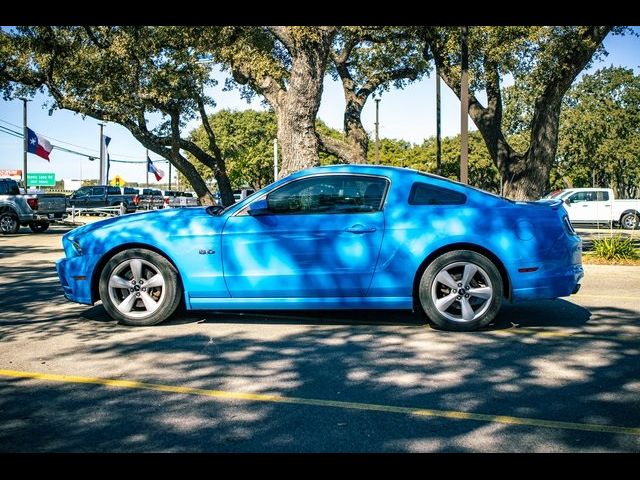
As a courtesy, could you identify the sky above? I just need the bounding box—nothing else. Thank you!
[0,28,639,185]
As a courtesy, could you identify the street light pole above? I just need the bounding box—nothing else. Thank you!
[460,26,469,184]
[375,98,381,164]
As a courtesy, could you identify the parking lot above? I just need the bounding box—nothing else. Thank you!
[0,225,639,452]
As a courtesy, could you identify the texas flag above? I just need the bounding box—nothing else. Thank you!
[147,156,165,182]
[26,127,53,161]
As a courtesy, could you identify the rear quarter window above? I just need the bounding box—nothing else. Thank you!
[409,183,466,205]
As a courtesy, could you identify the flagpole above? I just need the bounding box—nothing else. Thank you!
[98,123,105,184]
[146,149,149,188]
[22,98,28,191]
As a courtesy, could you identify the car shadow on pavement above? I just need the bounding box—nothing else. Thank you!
[76,299,591,331]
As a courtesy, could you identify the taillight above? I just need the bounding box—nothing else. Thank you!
[133,195,140,205]
[27,198,38,210]
[164,197,169,204]
[562,215,576,235]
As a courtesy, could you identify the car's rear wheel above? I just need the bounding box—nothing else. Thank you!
[621,212,639,230]
[29,221,49,233]
[418,250,503,331]
[98,248,182,326]
[0,212,20,234]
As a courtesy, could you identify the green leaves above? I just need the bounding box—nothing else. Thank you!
[592,235,639,260]
[555,67,640,197]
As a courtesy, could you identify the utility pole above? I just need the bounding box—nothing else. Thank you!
[21,98,29,191]
[273,138,278,181]
[436,66,442,176]
[98,123,105,184]
[375,98,381,164]
[168,161,172,190]
[460,26,469,184]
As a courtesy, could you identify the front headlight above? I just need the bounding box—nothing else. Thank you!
[71,240,83,256]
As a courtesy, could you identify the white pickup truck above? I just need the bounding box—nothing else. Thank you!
[545,188,640,229]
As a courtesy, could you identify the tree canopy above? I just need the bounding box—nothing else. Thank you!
[554,67,640,198]
[0,26,235,205]
[424,26,622,199]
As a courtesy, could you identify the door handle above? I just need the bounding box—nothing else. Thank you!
[603,204,611,207]
[582,204,589,207]
[345,224,376,234]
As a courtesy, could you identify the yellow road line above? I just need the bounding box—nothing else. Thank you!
[1,368,638,437]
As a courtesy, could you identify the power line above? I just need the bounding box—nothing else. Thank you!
[0,126,170,164]
[0,117,167,160]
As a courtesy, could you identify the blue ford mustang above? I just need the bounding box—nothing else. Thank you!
[56,165,583,331]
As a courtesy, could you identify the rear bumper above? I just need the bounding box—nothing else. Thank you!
[18,212,64,223]
[511,263,584,302]
[56,256,96,305]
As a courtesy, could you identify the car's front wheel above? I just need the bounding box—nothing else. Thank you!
[418,250,503,331]
[98,248,182,326]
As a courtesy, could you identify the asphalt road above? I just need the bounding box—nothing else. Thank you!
[0,225,639,452]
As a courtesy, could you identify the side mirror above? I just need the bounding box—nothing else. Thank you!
[564,198,571,206]
[248,198,271,216]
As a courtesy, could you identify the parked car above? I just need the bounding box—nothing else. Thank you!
[56,166,583,331]
[0,178,67,233]
[68,185,138,213]
[234,188,255,202]
[134,188,164,210]
[544,188,640,229]
[162,190,198,208]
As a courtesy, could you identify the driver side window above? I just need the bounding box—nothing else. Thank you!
[569,191,594,203]
[267,175,388,215]
[75,187,90,198]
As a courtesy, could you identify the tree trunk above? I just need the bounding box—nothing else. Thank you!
[343,98,368,163]
[274,53,328,177]
[316,101,368,164]
[276,97,321,177]
[175,158,216,206]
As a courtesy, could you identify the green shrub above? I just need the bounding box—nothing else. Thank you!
[592,235,639,260]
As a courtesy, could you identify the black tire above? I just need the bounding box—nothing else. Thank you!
[0,212,20,234]
[29,221,50,233]
[98,248,182,326]
[418,250,503,332]
[620,212,639,230]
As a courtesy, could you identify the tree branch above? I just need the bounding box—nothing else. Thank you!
[83,26,110,49]
[316,131,353,163]
[268,26,293,51]
[357,66,420,100]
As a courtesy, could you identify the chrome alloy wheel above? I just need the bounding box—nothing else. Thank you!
[430,261,493,323]
[108,258,166,319]
[0,215,18,233]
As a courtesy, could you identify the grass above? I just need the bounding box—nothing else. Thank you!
[591,234,639,261]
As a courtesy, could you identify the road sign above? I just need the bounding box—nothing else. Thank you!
[26,172,55,187]
[110,175,125,187]
[0,169,22,178]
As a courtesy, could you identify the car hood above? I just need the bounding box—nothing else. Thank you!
[64,207,222,244]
